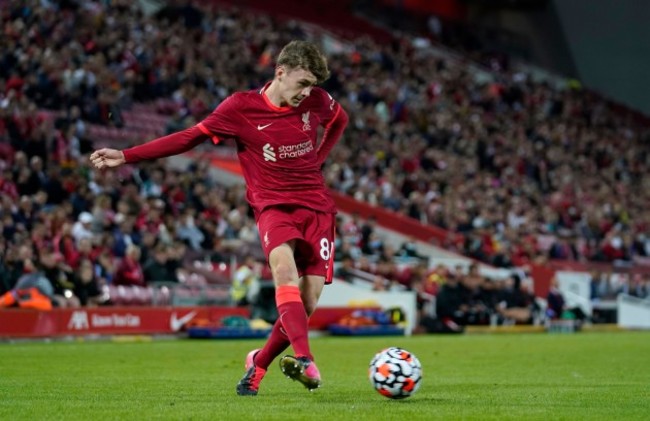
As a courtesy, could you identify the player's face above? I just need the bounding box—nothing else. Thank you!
[278,66,317,107]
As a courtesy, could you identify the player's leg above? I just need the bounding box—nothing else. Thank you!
[238,207,331,394]
[269,242,314,359]
[279,210,335,390]
[235,348,268,396]
[279,275,325,389]
[252,267,323,370]
[242,271,324,393]
[299,274,325,318]
[237,319,292,396]
[240,242,322,392]
[237,205,303,396]
[244,244,299,375]
[237,241,306,396]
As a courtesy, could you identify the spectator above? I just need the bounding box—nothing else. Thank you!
[496,274,538,325]
[0,168,18,201]
[395,237,427,261]
[95,249,116,286]
[113,244,145,287]
[360,216,378,252]
[460,267,491,325]
[0,272,54,310]
[142,244,178,283]
[38,246,79,308]
[73,258,106,307]
[230,256,260,307]
[361,231,385,257]
[166,241,187,277]
[546,276,586,322]
[176,208,205,250]
[71,212,94,245]
[619,274,648,299]
[112,215,140,258]
[334,255,356,283]
[435,276,466,325]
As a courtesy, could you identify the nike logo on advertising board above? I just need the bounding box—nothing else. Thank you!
[170,311,197,331]
[257,123,273,130]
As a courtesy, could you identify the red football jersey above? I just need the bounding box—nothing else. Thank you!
[198,84,343,216]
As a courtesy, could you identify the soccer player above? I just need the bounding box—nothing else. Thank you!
[89,40,349,396]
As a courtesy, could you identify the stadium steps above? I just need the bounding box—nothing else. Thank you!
[87,106,169,146]
[38,102,172,148]
[106,283,231,307]
[215,0,393,42]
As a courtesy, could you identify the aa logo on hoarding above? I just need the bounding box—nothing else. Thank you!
[67,311,89,330]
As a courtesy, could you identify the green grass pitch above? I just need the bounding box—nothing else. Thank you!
[1,331,648,420]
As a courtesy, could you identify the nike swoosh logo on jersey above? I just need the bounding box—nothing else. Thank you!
[257,123,273,130]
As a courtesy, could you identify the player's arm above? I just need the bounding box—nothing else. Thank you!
[90,126,208,169]
[90,95,239,170]
[315,104,348,165]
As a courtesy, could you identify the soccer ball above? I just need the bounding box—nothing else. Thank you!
[368,347,422,399]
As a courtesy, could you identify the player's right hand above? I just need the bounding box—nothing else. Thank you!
[89,148,126,169]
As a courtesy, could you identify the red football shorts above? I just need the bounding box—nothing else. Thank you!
[256,205,336,283]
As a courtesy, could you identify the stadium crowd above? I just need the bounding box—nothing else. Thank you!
[1,1,649,318]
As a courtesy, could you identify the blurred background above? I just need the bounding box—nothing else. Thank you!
[1,0,649,338]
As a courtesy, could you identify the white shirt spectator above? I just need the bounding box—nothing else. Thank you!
[72,212,95,244]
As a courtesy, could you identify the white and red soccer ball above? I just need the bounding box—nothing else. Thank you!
[368,347,422,399]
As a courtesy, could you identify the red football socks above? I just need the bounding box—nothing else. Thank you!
[254,320,290,369]
[275,285,313,361]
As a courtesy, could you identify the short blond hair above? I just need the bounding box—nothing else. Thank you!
[277,40,330,84]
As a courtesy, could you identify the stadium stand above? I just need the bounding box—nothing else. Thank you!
[1,0,649,333]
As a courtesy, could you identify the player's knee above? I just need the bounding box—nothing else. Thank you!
[272,262,297,285]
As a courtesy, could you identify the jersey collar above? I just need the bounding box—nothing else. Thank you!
[259,82,292,113]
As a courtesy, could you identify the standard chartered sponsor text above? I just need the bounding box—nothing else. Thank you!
[278,140,313,158]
